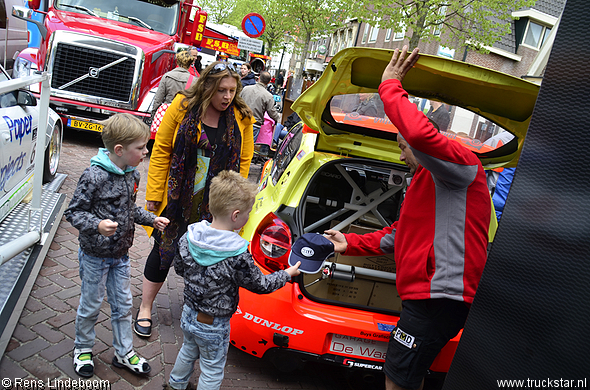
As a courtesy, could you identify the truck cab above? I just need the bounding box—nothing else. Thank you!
[11,0,206,137]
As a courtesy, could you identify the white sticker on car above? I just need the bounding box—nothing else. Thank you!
[393,327,415,349]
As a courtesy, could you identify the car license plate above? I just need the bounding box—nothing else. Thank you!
[67,119,104,132]
[329,334,388,361]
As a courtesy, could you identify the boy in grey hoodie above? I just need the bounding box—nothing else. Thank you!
[65,114,169,378]
[167,170,300,390]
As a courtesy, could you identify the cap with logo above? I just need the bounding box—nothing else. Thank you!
[288,233,335,274]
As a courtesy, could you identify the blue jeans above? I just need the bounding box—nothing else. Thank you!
[252,125,261,142]
[74,249,133,357]
[169,305,231,390]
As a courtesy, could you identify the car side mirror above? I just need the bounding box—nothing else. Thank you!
[17,90,37,106]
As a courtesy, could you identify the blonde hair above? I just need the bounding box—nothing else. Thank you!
[176,50,194,69]
[179,61,253,120]
[101,113,150,152]
[209,170,258,218]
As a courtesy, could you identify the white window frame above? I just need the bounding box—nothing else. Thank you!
[385,28,392,42]
[433,6,447,36]
[331,33,340,55]
[361,23,370,43]
[522,19,551,50]
[368,24,379,43]
[393,23,406,41]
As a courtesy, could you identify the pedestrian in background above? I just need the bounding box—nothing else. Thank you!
[164,170,300,390]
[152,51,195,117]
[134,62,255,339]
[240,63,256,87]
[241,70,281,142]
[65,114,169,378]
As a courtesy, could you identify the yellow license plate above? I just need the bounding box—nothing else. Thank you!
[68,119,104,132]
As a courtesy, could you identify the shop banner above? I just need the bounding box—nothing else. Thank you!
[201,38,240,56]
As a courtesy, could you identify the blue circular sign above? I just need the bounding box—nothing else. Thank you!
[242,13,266,38]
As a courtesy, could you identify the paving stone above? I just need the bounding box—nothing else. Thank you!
[30,283,61,299]
[47,309,76,328]
[38,337,72,361]
[24,296,45,313]
[6,338,50,361]
[12,324,37,342]
[162,343,178,365]
[54,285,81,300]
[19,308,57,327]
[20,356,62,380]
[40,294,72,313]
[0,356,28,379]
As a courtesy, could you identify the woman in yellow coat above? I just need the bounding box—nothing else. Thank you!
[134,62,255,337]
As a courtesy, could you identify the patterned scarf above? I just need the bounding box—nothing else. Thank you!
[158,102,242,270]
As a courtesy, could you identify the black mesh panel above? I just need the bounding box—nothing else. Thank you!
[443,0,590,388]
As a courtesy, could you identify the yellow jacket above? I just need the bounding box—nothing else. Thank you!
[145,94,254,234]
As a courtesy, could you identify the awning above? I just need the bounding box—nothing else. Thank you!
[202,26,240,56]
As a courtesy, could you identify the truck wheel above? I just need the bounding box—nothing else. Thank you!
[43,122,62,183]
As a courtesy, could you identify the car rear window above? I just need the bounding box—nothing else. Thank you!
[329,93,515,154]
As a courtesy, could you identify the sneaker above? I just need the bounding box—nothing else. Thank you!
[73,348,94,378]
[112,350,151,375]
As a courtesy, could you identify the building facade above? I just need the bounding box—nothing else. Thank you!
[296,0,565,80]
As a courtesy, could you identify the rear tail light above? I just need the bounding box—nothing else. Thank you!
[251,213,292,272]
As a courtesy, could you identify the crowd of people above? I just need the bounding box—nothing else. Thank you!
[64,46,497,390]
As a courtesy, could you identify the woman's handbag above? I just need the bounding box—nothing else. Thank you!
[150,74,195,137]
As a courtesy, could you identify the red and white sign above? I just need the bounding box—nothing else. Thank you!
[241,13,266,38]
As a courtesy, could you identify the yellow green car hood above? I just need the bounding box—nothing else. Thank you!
[292,47,540,168]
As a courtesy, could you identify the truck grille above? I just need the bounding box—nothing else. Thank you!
[51,43,136,102]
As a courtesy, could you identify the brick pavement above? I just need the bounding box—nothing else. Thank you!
[0,131,378,390]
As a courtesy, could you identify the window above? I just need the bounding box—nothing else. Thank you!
[369,25,379,42]
[329,93,515,152]
[385,28,392,42]
[523,20,551,49]
[331,33,340,55]
[339,32,347,51]
[361,23,370,43]
[272,123,304,186]
[433,6,447,36]
[394,22,406,40]
[347,29,353,47]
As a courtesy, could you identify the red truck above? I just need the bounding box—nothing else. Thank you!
[11,0,209,137]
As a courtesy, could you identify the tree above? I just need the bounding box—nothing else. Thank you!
[355,0,537,52]
[282,0,352,77]
[200,0,239,24]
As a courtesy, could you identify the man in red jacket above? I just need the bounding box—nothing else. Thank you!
[325,46,491,390]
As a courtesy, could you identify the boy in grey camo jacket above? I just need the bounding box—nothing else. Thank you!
[65,114,169,378]
[167,170,300,390]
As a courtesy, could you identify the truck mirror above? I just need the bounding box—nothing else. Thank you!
[12,5,47,38]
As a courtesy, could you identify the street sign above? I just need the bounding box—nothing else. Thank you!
[238,36,263,53]
[241,13,266,38]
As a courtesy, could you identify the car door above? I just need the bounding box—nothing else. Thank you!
[0,86,37,200]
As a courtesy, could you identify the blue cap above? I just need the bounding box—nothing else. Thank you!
[288,233,335,274]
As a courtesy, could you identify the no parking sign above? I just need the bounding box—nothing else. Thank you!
[242,13,266,38]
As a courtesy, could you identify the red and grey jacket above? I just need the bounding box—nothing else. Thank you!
[344,79,490,304]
